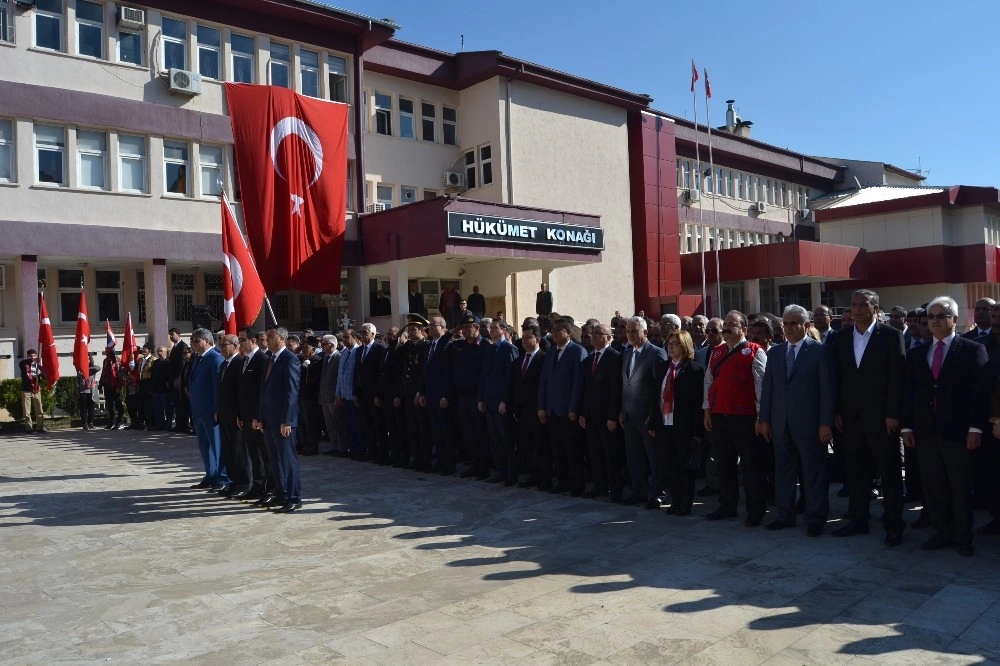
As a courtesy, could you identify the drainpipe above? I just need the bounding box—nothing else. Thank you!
[505,77,518,324]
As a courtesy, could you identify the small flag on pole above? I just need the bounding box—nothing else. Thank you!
[122,313,136,369]
[704,68,712,99]
[73,290,91,379]
[690,59,699,93]
[105,319,117,350]
[38,294,60,390]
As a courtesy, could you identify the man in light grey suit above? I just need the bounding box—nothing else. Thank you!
[619,316,668,507]
[759,304,835,537]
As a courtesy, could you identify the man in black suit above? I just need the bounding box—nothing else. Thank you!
[478,319,519,484]
[513,324,547,488]
[167,328,189,432]
[215,334,246,496]
[578,324,624,501]
[354,323,388,462]
[253,326,302,513]
[538,316,588,495]
[418,316,455,474]
[407,281,426,317]
[237,329,269,501]
[467,286,486,319]
[974,303,1000,537]
[902,296,990,556]
[536,282,553,317]
[963,298,995,339]
[620,316,668,507]
[832,289,907,546]
[296,337,324,456]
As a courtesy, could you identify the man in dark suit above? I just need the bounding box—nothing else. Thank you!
[467,286,486,319]
[418,316,455,474]
[536,282,553,317]
[452,314,489,478]
[407,281,426,317]
[538,316,587,494]
[902,296,990,557]
[514,324,547,488]
[167,328,189,432]
[398,316,431,470]
[974,303,1000,537]
[619,316,668,507]
[578,323,624,501]
[377,327,407,466]
[237,329,269,501]
[253,326,302,513]
[759,305,835,537]
[354,323,388,462]
[479,318,519,484]
[297,337,324,456]
[318,335,344,456]
[832,289,907,546]
[214,334,246,497]
[187,329,230,491]
[963,298,995,339]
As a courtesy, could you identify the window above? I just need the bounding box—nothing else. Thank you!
[781,182,788,208]
[136,270,146,323]
[682,160,691,189]
[196,25,220,79]
[300,49,319,97]
[0,0,13,44]
[171,272,194,321]
[374,92,392,136]
[398,97,415,139]
[76,129,107,189]
[328,55,347,102]
[421,103,436,142]
[717,169,724,196]
[205,273,223,321]
[96,270,120,322]
[163,140,188,195]
[376,184,392,209]
[479,144,493,186]
[423,189,438,201]
[118,27,142,65]
[58,269,84,323]
[442,106,457,145]
[464,150,476,189]
[735,172,743,200]
[200,144,222,197]
[35,0,62,50]
[765,179,773,205]
[118,134,146,193]
[161,16,186,70]
[35,124,65,185]
[400,186,416,205]
[796,186,804,209]
[0,118,13,182]
[299,294,316,320]
[230,33,254,83]
[269,42,290,87]
[705,167,713,194]
[75,0,103,58]
[272,293,289,320]
[753,176,760,202]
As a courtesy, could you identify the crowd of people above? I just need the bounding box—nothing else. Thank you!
[18,288,1000,553]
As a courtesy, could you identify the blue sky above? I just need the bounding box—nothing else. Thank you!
[325,0,996,187]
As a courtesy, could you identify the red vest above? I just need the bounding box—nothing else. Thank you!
[707,341,762,416]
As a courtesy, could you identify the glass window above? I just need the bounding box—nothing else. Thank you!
[464,150,476,189]
[161,17,186,70]
[374,92,392,136]
[327,55,348,102]
[735,172,743,199]
[171,272,194,321]
[269,42,289,87]
[58,269,84,323]
[118,134,146,193]
[399,97,414,139]
[682,160,690,189]
[753,176,760,202]
[200,144,222,197]
[205,273,223,320]
[35,0,62,51]
[421,102,435,142]
[442,106,457,145]
[300,49,319,97]
[76,129,107,189]
[423,189,438,200]
[76,0,103,58]
[705,167,713,194]
[35,124,65,185]
[96,270,120,322]
[0,0,13,44]
[781,182,788,207]
[118,28,142,65]
[400,186,416,205]
[376,184,392,209]
[230,33,254,83]
[196,25,220,79]
[0,118,13,182]
[163,140,188,195]
[480,144,492,186]
[136,270,146,323]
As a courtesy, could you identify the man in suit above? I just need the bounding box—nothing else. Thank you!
[376,327,407,466]
[237,329,269,501]
[418,316,455,474]
[407,281,426,317]
[619,315,669,506]
[538,316,587,494]
[578,323,624,501]
[253,326,302,513]
[832,289,907,546]
[353,323,387,462]
[167,328,188,432]
[963,298,995,339]
[514,324,547,488]
[318,335,344,456]
[467,286,486,319]
[452,314,490,478]
[187,329,230,491]
[759,305,835,537]
[902,296,990,556]
[536,282,553,317]
[296,337,324,456]
[975,302,1000,536]
[398,315,431,470]
[215,334,245,496]
[812,306,834,345]
[440,282,463,329]
[479,318,519,484]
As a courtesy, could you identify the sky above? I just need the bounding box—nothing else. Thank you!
[323,0,998,187]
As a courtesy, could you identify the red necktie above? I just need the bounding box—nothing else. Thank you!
[931,340,944,379]
[591,351,600,375]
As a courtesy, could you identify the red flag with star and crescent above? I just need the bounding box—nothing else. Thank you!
[122,312,136,369]
[38,293,60,389]
[221,192,265,333]
[73,290,91,379]
[224,84,349,294]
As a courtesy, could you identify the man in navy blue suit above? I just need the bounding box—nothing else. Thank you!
[253,326,302,513]
[479,318,519,484]
[188,329,230,491]
[538,316,587,494]
[418,316,455,474]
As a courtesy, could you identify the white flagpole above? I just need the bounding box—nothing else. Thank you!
[693,62,706,317]
[706,72,721,317]
[221,191,277,326]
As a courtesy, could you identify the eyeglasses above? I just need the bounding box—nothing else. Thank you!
[705,328,720,334]
[926,313,953,320]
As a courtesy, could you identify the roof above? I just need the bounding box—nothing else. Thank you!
[820,186,946,209]
[287,0,399,29]
[814,185,1000,222]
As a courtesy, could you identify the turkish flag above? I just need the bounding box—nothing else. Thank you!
[225,84,348,294]
[221,193,266,333]
[105,318,116,350]
[38,293,60,389]
[704,68,711,99]
[122,312,136,369]
[73,290,91,379]
[690,59,699,92]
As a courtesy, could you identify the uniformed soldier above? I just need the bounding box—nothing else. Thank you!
[399,314,432,471]
[451,313,490,478]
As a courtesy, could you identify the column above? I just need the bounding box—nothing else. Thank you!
[746,279,761,314]
[345,266,367,328]
[17,255,38,358]
[811,281,822,313]
[144,259,169,347]
[388,259,408,326]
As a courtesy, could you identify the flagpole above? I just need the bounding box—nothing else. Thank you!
[221,191,277,327]
[692,60,706,317]
[705,70,721,317]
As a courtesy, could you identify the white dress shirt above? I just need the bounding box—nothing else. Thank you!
[852,319,878,368]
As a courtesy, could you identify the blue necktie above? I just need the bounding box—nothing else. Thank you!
[785,343,796,379]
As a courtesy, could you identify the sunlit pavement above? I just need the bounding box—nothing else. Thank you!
[2,428,999,665]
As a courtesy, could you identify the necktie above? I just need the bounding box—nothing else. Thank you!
[265,354,275,380]
[361,344,368,365]
[592,351,600,375]
[931,340,945,379]
[555,347,562,365]
[521,352,531,377]
[429,339,437,361]
[220,359,229,382]
[628,348,637,377]
[785,343,796,379]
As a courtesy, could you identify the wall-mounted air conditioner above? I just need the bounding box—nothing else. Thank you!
[686,189,700,204]
[117,5,145,29]
[800,208,812,221]
[754,201,766,213]
[443,171,465,189]
[168,69,202,95]
[365,203,387,213]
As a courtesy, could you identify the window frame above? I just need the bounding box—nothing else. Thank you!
[268,41,290,88]
[34,0,62,51]
[58,269,85,324]
[118,133,147,193]
[160,16,187,71]
[170,272,194,322]
[230,32,254,83]
[479,144,493,186]
[204,273,223,321]
[398,96,415,140]
[0,0,13,44]
[400,185,416,205]
[195,24,221,80]
[464,149,477,189]
[299,48,320,98]
[75,0,104,59]
[163,139,189,196]
[95,269,121,323]
[376,183,393,209]
[373,92,392,136]
[199,143,223,198]
[34,123,66,186]
[442,106,457,145]
[421,102,436,142]
[117,26,143,66]
[327,55,348,103]
[0,117,14,183]
[75,128,108,190]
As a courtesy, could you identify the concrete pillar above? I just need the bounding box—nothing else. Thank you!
[811,281,823,312]
[17,255,38,358]
[345,265,367,328]
[746,279,761,314]
[144,259,169,347]
[388,260,408,327]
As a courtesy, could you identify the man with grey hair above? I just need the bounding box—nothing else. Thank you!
[253,326,302,512]
[660,314,681,336]
[187,328,230,491]
[215,334,244,496]
[691,315,709,350]
[354,322,387,461]
[620,315,668,506]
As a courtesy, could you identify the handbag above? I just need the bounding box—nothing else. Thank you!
[684,437,710,475]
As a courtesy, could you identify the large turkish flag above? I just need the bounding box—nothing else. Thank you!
[225,84,348,294]
[221,192,265,333]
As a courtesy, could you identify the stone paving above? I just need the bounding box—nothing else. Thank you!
[1,428,999,665]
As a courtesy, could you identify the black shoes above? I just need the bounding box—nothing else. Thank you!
[643,499,661,510]
[920,535,952,551]
[911,515,931,529]
[832,522,870,537]
[189,480,212,489]
[581,487,607,499]
[765,520,793,531]
[273,501,302,513]
[884,532,903,547]
[621,494,646,506]
[957,545,974,557]
[705,508,737,521]
[806,523,824,537]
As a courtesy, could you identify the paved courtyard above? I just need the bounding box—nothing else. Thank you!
[1,428,999,665]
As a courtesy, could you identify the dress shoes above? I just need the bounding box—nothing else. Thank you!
[957,545,974,557]
[503,477,517,487]
[744,516,763,528]
[832,522,870,537]
[674,508,691,516]
[765,520,793,531]
[705,508,737,521]
[609,490,624,504]
[806,523,824,537]
[643,499,661,510]
[549,484,570,494]
[189,480,212,489]
[884,532,903,547]
[920,534,952,551]
[696,486,719,497]
[621,493,646,506]
[242,489,266,502]
[273,501,302,513]
[208,484,227,493]
[975,519,1000,536]
[911,515,931,529]
[228,489,249,500]
[459,467,479,478]
[217,486,234,497]
[253,494,279,508]
[475,473,491,481]
[263,495,286,509]
[485,475,505,484]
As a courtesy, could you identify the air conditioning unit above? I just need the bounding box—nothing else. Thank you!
[686,189,701,204]
[443,171,465,189]
[799,208,812,221]
[365,203,387,213]
[401,189,414,203]
[754,201,767,214]
[167,68,202,96]
[117,5,145,29]
[0,265,6,290]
